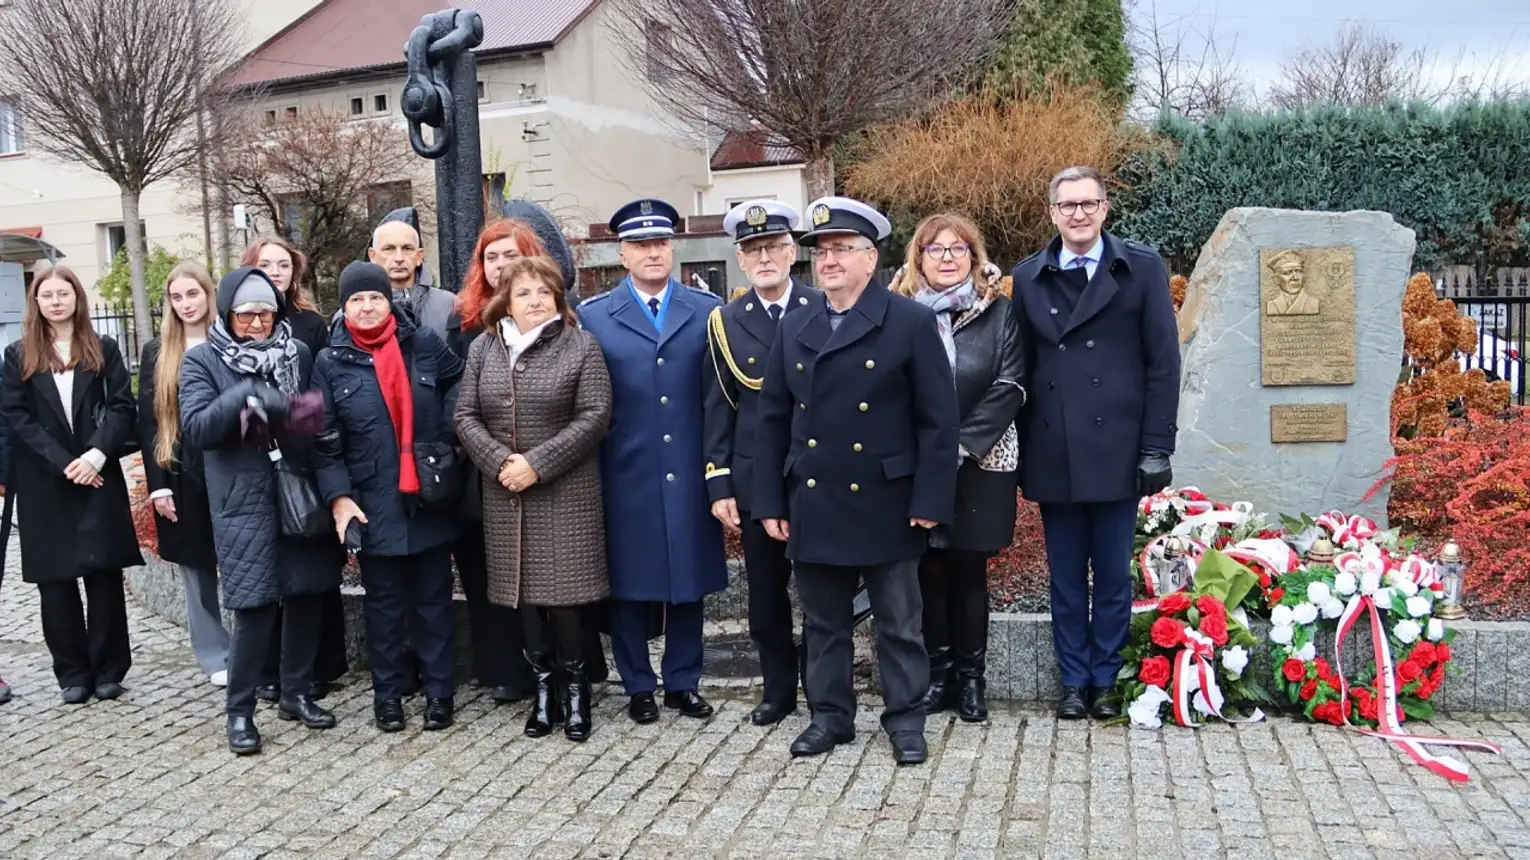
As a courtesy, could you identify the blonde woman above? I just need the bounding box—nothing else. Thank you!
[893,213,1027,723]
[138,262,229,686]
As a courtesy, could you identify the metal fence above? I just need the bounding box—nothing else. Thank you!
[1433,275,1530,405]
[91,303,161,371]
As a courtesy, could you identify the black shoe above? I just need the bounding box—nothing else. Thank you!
[423,697,454,731]
[749,701,796,726]
[957,676,988,723]
[563,669,592,743]
[789,724,853,757]
[277,695,337,729]
[917,647,957,714]
[61,685,90,705]
[93,682,124,701]
[627,692,660,724]
[491,684,532,705]
[1056,686,1088,720]
[254,683,279,703]
[374,698,406,732]
[226,715,261,755]
[525,665,563,737]
[663,689,714,719]
[308,681,333,701]
[1090,687,1121,720]
[889,730,928,765]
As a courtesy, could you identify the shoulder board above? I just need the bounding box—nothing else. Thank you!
[577,291,611,307]
[687,285,723,303]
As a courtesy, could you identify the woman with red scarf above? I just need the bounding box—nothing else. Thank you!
[313,262,465,733]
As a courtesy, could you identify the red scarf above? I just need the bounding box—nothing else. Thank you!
[346,315,418,494]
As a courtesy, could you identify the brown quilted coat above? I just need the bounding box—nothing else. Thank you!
[455,321,613,608]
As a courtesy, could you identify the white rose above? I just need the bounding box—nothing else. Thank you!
[1292,603,1319,625]
[1220,645,1249,677]
[1360,570,1382,594]
[1391,576,1419,597]
[1373,587,1393,608]
[1128,685,1169,729]
[1193,680,1226,716]
[1270,624,1295,645]
[1307,581,1333,605]
[1393,619,1422,644]
[1294,642,1316,662]
[1405,596,1431,618]
[1270,605,1295,627]
[1333,571,1358,596]
[1320,598,1346,619]
[1426,618,1445,641]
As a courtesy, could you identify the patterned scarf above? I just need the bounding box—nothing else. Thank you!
[208,314,303,395]
[912,276,977,376]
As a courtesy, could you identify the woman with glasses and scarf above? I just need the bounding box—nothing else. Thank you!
[892,213,1027,723]
[180,268,344,755]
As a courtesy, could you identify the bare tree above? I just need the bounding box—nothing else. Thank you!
[609,0,1017,199]
[0,0,245,343]
[1128,0,1247,122]
[1267,22,1445,109]
[208,108,430,309]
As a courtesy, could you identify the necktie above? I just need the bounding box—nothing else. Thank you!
[768,305,782,322]
[648,297,661,317]
[1071,257,1089,270]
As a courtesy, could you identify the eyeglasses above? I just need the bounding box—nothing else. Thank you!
[810,244,871,261]
[923,243,971,260]
[1051,199,1105,217]
[233,311,275,326]
[739,241,794,260]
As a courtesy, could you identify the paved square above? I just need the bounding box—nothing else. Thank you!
[4,543,1530,859]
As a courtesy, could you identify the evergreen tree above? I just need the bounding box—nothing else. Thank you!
[983,0,1133,108]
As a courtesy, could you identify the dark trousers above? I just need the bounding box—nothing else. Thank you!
[359,544,456,700]
[259,588,348,689]
[609,599,703,695]
[37,570,132,688]
[455,530,532,690]
[797,559,926,736]
[740,511,798,705]
[918,549,991,678]
[227,594,320,717]
[1039,499,1138,689]
[521,603,587,671]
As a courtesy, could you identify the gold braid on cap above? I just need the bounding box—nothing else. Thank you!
[706,306,761,410]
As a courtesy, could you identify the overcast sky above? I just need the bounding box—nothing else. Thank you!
[1128,0,1530,96]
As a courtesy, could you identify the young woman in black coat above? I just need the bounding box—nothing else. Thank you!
[894,213,1027,723]
[138,262,228,686]
[0,264,142,705]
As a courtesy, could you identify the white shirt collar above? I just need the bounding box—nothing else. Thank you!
[632,282,668,309]
[1058,237,1104,270]
[755,285,791,312]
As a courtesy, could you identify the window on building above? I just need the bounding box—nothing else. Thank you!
[645,22,672,84]
[373,94,388,113]
[482,173,506,214]
[276,195,315,246]
[0,101,24,155]
[104,221,148,264]
[264,108,277,125]
[350,97,364,116]
[365,182,413,224]
[725,195,776,209]
[283,105,298,120]
[476,81,487,102]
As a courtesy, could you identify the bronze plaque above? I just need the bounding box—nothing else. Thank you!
[1270,404,1348,443]
[1259,246,1357,385]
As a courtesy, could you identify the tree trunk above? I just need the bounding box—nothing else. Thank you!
[120,191,153,346]
[805,151,835,201]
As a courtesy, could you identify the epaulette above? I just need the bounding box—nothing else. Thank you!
[576,291,611,307]
[687,284,723,304]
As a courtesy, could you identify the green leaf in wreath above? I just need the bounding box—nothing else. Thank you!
[1401,700,1435,721]
[1191,548,1259,608]
[1117,663,1137,682]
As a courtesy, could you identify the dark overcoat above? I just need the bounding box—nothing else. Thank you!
[137,338,218,570]
[575,278,728,604]
[752,280,961,567]
[312,307,462,558]
[285,299,330,359]
[702,278,819,513]
[1009,232,1181,504]
[0,335,144,583]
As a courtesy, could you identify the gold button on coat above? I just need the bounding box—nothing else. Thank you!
[853,443,863,452]
[807,439,817,448]
[747,356,756,364]
[850,483,860,492]
[806,478,817,488]
[795,363,804,371]
[660,396,668,404]
[858,402,868,412]
[865,360,875,369]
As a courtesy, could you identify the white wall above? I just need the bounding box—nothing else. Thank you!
[701,164,809,217]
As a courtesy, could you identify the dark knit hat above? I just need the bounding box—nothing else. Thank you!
[339,260,393,306]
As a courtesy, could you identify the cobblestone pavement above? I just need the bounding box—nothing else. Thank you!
[6,550,1530,859]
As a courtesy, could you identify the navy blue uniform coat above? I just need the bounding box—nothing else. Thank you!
[576,278,728,604]
[753,280,961,566]
[1009,233,1181,504]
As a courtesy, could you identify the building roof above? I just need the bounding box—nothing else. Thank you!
[710,125,806,171]
[226,0,598,89]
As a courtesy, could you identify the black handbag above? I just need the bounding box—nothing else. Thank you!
[93,377,140,459]
[413,441,464,510]
[273,448,333,539]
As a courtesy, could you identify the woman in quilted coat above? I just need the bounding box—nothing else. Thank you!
[456,255,612,742]
[892,214,1028,724]
[180,267,344,755]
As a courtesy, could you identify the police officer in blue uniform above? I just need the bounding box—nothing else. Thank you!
[703,199,819,727]
[1009,166,1180,721]
[754,197,960,765]
[576,198,727,724]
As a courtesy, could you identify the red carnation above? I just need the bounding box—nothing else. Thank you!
[1150,617,1187,649]
[1258,572,1272,588]
[1358,696,1379,723]
[1138,655,1171,687]
[1200,613,1230,647]
[1314,658,1332,678]
[1436,643,1452,663]
[1409,642,1437,666]
[1311,702,1336,723]
[1417,679,1436,700]
[1195,595,1225,619]
[1282,658,1308,682]
[1299,680,1317,701]
[1397,660,1423,685]
[1269,587,1285,602]
[1258,529,1281,540]
[1430,663,1446,686]
[1157,593,1192,615]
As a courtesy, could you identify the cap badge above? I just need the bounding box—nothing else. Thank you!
[745,206,767,226]
[639,200,654,215]
[811,204,831,226]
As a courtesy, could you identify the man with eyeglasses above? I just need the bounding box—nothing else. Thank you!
[753,196,959,764]
[703,199,820,727]
[1009,165,1181,721]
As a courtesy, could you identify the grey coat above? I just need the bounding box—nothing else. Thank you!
[455,321,612,608]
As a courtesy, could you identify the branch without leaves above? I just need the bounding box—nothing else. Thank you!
[1127,0,1247,122]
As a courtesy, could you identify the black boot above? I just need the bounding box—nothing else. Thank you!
[918,647,957,714]
[916,555,956,714]
[521,606,562,738]
[277,694,337,729]
[227,714,262,755]
[563,662,592,742]
[952,554,990,723]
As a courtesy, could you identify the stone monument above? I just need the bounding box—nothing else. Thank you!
[1174,208,1416,523]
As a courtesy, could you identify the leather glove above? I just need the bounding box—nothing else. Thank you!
[1136,450,1172,498]
[248,384,291,421]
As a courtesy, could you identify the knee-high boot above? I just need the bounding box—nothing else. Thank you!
[555,608,592,742]
[951,554,991,723]
[917,555,956,713]
[521,606,562,737]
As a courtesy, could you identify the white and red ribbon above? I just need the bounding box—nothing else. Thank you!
[1316,510,1379,547]
[1168,636,1266,728]
[1225,538,1301,583]
[1133,535,1207,613]
[1333,595,1500,782]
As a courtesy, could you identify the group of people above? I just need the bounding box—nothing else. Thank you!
[0,163,1182,766]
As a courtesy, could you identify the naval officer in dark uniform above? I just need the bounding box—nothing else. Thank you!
[754,197,960,764]
[576,198,727,724]
[703,199,819,727]
[1009,166,1180,720]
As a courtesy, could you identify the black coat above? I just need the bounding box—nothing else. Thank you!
[137,339,217,570]
[285,300,330,358]
[1009,232,1181,504]
[313,308,463,557]
[0,336,143,583]
[753,280,961,566]
[933,292,1028,555]
[702,279,819,513]
[450,322,486,522]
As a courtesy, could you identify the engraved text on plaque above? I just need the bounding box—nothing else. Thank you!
[1270,404,1348,443]
[1259,247,1357,385]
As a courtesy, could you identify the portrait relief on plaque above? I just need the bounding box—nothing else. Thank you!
[1259,246,1357,386]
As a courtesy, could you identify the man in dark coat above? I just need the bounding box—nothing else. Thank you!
[1009,166,1180,721]
[753,196,960,765]
[703,198,819,727]
[576,198,727,724]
